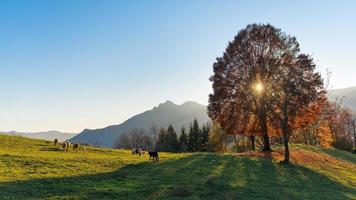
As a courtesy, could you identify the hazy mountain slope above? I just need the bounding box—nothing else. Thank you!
[69,101,210,147]
[328,86,356,110]
[1,130,76,141]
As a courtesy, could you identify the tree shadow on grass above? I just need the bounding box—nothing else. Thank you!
[0,153,354,200]
[320,148,356,164]
[39,147,63,152]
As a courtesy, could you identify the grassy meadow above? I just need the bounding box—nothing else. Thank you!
[0,134,355,200]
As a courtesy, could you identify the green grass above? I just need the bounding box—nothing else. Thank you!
[0,134,355,200]
[293,143,356,164]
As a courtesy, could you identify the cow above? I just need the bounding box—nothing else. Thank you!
[148,151,159,162]
[62,142,68,151]
[132,148,142,156]
[73,143,80,151]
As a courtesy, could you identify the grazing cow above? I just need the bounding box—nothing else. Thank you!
[54,138,58,146]
[73,143,80,151]
[132,148,142,156]
[62,142,68,151]
[148,151,159,162]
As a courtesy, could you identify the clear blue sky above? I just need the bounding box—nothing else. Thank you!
[0,0,355,133]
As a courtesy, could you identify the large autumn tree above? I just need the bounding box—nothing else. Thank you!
[208,24,324,158]
[209,24,292,151]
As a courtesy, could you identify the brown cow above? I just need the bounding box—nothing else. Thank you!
[62,142,68,151]
[148,151,159,162]
[54,138,58,146]
[73,143,80,151]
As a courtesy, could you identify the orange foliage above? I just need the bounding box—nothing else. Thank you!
[317,122,333,147]
[287,94,333,147]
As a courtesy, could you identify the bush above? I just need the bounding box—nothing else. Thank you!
[332,136,353,152]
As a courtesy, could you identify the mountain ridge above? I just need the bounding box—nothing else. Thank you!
[328,86,356,111]
[1,130,76,141]
[69,100,210,147]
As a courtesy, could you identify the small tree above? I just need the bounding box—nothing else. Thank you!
[115,132,131,149]
[325,101,355,151]
[289,96,332,147]
[142,134,153,150]
[154,125,179,152]
[178,126,188,152]
[272,53,324,164]
[166,125,179,152]
[208,122,228,152]
[115,129,152,150]
[150,125,159,149]
[199,123,210,151]
[187,119,201,152]
[155,127,167,152]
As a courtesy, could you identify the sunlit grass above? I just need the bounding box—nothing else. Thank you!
[0,134,355,200]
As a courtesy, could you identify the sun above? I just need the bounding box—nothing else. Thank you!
[254,83,264,93]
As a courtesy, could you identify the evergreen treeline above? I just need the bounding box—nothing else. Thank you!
[115,118,210,152]
[155,119,210,152]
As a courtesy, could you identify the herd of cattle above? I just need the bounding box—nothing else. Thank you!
[54,138,85,152]
[53,139,159,162]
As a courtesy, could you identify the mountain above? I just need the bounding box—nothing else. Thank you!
[69,100,210,148]
[1,130,76,141]
[328,86,356,111]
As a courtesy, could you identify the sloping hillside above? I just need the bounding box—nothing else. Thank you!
[0,134,355,200]
[1,130,76,142]
[329,86,356,111]
[69,101,210,147]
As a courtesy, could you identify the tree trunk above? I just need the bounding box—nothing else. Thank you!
[259,116,271,152]
[281,120,290,164]
[235,134,239,152]
[352,119,356,147]
[282,134,290,164]
[249,136,255,151]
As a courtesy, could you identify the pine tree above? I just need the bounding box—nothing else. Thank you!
[199,123,210,151]
[188,119,201,152]
[155,127,167,151]
[166,125,179,152]
[187,123,194,152]
[178,126,188,152]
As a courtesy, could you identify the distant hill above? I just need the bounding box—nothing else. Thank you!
[1,130,76,142]
[69,100,210,147]
[328,86,356,111]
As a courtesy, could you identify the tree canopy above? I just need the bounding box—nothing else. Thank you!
[208,24,324,163]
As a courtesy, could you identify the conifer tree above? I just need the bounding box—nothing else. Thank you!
[199,123,210,151]
[155,127,167,151]
[166,125,179,152]
[188,119,201,152]
[178,126,188,152]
